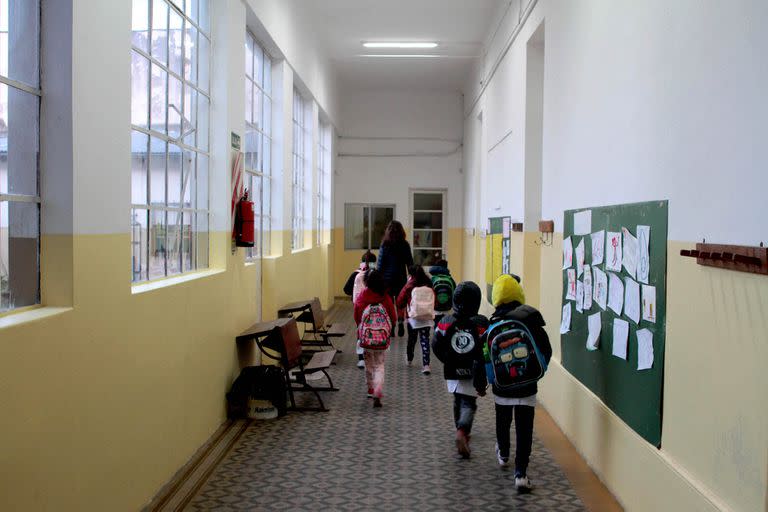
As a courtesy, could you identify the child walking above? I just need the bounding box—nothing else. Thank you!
[431,281,488,459]
[353,269,397,408]
[429,259,457,324]
[343,250,377,368]
[483,274,552,493]
[397,265,435,374]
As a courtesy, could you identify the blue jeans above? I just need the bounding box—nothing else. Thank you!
[453,393,478,434]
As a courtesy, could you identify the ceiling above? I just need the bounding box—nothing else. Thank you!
[302,0,507,92]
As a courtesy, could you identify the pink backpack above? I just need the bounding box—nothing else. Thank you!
[358,304,392,350]
[408,286,435,319]
[352,269,367,303]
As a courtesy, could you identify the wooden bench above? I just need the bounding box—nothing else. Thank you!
[237,317,338,412]
[277,298,347,352]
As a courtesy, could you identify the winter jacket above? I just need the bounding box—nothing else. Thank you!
[432,313,489,391]
[378,240,413,295]
[480,301,552,399]
[343,263,370,296]
[353,288,397,328]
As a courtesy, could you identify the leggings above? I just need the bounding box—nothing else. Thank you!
[364,350,386,398]
[495,403,535,476]
[406,325,431,365]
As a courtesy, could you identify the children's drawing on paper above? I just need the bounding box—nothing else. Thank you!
[563,236,573,269]
[606,231,622,272]
[576,281,584,313]
[608,272,624,315]
[575,238,585,277]
[591,230,605,265]
[593,267,608,310]
[642,284,656,323]
[622,227,638,278]
[624,276,641,324]
[566,269,577,300]
[560,303,572,334]
[637,225,650,284]
[583,265,593,310]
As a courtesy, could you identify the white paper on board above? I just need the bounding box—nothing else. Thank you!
[502,217,511,238]
[576,281,584,313]
[583,265,593,310]
[574,210,592,236]
[637,225,651,284]
[565,269,577,300]
[642,284,657,323]
[612,318,629,359]
[606,231,622,271]
[608,272,624,315]
[593,267,608,310]
[563,237,573,269]
[591,230,605,266]
[624,277,641,324]
[576,238,585,277]
[560,303,572,334]
[622,227,638,279]
[637,328,654,370]
[586,312,601,350]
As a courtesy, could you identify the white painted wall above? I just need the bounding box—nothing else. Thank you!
[462,1,768,511]
[335,90,464,240]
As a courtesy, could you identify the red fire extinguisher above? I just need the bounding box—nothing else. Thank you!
[235,189,255,247]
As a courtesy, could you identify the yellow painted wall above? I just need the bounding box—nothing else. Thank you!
[0,230,333,511]
[463,231,768,511]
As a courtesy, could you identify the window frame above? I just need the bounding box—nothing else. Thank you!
[130,0,211,283]
[410,189,447,266]
[244,30,273,260]
[343,203,396,251]
[291,88,311,251]
[316,120,331,246]
[0,0,42,313]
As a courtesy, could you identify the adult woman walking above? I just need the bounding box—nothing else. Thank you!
[378,220,414,337]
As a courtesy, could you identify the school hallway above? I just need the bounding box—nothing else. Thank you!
[149,302,620,511]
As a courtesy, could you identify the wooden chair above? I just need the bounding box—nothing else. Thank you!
[278,298,347,352]
[250,317,338,412]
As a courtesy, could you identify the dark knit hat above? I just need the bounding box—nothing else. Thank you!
[453,281,482,317]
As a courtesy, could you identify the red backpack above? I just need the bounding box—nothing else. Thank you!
[358,304,392,350]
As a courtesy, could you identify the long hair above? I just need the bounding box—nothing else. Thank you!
[381,220,406,247]
[408,264,432,287]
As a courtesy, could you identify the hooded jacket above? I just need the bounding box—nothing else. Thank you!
[353,287,397,328]
[431,282,488,389]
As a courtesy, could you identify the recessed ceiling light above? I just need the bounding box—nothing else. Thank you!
[358,54,440,58]
[363,42,438,49]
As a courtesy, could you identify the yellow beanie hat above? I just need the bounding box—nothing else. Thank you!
[491,274,525,307]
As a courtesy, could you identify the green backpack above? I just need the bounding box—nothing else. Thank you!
[432,275,455,312]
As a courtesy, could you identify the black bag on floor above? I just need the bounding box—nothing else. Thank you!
[226,365,287,418]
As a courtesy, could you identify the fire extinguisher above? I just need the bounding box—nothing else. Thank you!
[235,189,255,247]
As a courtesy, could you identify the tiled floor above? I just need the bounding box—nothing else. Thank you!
[164,302,622,511]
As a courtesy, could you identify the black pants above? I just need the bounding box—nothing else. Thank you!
[406,325,431,365]
[495,403,535,476]
[453,393,478,434]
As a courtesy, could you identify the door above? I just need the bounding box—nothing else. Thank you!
[410,190,446,266]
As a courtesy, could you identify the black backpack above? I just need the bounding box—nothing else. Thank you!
[226,366,287,418]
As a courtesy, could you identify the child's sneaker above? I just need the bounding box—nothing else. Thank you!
[455,429,470,459]
[495,443,510,467]
[406,358,413,366]
[367,388,374,398]
[373,397,382,408]
[421,365,431,375]
[357,359,365,369]
[514,475,533,493]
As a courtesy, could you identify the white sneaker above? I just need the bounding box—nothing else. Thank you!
[357,359,365,369]
[421,365,431,375]
[515,475,533,493]
[495,443,510,467]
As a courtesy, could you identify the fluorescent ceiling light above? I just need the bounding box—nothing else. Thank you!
[363,42,438,49]
[358,54,440,58]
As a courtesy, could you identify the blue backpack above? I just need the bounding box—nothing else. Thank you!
[483,318,548,389]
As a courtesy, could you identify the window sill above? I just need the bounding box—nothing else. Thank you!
[131,268,226,295]
[261,254,281,261]
[291,246,314,255]
[0,306,73,331]
[244,260,258,267]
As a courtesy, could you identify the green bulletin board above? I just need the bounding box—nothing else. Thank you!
[560,201,668,446]
[486,217,511,300]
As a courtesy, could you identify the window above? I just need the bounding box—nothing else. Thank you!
[0,0,41,312]
[244,31,273,259]
[291,89,311,250]
[344,204,394,250]
[316,121,331,246]
[130,0,210,283]
[411,190,446,266]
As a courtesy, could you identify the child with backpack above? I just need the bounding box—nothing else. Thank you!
[431,281,489,459]
[481,274,552,493]
[397,265,435,374]
[353,269,397,408]
[343,250,377,368]
[429,259,456,324]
